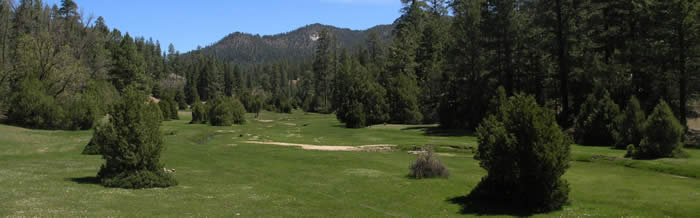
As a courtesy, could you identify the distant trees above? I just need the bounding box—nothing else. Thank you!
[473,94,571,212]
[94,86,177,189]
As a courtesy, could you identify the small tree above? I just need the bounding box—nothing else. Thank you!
[167,98,179,120]
[574,89,620,146]
[613,96,645,149]
[95,86,177,189]
[473,94,571,212]
[190,102,208,124]
[628,100,686,159]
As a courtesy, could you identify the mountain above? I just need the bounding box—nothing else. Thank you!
[198,23,394,65]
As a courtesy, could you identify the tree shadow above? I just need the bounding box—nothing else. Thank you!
[446,194,533,217]
[67,176,101,185]
[402,126,473,137]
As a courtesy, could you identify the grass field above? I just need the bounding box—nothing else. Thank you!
[1,111,700,217]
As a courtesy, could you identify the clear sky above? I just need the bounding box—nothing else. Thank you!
[43,0,404,53]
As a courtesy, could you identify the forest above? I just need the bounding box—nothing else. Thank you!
[0,0,699,216]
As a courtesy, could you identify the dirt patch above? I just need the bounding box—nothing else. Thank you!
[689,118,700,131]
[256,120,274,123]
[243,141,395,152]
[216,130,236,133]
[407,151,457,157]
[282,122,297,126]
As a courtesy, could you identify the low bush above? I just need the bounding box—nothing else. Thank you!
[628,100,686,159]
[409,148,449,179]
[6,77,65,129]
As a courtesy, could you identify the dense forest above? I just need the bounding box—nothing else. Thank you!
[0,0,698,137]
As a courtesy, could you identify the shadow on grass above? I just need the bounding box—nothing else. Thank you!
[446,195,533,217]
[67,176,101,185]
[402,126,473,137]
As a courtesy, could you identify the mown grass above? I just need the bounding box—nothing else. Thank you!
[1,111,699,217]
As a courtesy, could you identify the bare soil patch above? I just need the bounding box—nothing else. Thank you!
[243,141,395,152]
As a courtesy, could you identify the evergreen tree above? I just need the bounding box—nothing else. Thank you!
[473,93,571,212]
[111,33,146,92]
[95,86,177,189]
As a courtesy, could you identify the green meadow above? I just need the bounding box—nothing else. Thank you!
[1,111,699,217]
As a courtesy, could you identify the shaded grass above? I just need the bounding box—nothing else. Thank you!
[0,110,699,217]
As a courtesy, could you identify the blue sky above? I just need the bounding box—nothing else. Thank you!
[44,0,403,53]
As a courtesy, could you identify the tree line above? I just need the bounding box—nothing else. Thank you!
[295,0,699,132]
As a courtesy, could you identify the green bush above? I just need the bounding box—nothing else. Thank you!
[82,136,101,155]
[613,96,645,149]
[190,102,208,124]
[473,93,571,212]
[95,86,177,189]
[628,100,685,159]
[574,89,620,146]
[208,95,246,126]
[158,100,172,121]
[409,149,449,179]
[6,77,65,129]
[62,96,100,130]
[167,98,179,120]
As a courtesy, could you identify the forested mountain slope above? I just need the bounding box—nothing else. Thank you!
[198,23,393,65]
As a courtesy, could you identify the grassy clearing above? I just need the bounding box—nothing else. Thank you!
[1,111,699,217]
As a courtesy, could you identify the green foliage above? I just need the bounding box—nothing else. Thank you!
[387,74,423,124]
[613,96,646,149]
[158,100,172,121]
[409,149,449,179]
[208,95,246,126]
[474,94,571,212]
[82,136,101,155]
[574,89,621,146]
[628,100,686,159]
[190,102,208,124]
[95,86,176,189]
[6,77,64,130]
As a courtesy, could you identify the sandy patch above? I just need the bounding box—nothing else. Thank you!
[407,150,457,157]
[256,120,274,123]
[689,118,699,131]
[216,130,236,133]
[282,122,297,126]
[243,141,395,152]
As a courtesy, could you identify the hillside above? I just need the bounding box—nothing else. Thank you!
[198,23,394,65]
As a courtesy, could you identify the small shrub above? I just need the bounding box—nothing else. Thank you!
[190,102,208,124]
[473,93,571,212]
[409,149,449,179]
[629,100,685,159]
[574,89,620,146]
[613,96,645,149]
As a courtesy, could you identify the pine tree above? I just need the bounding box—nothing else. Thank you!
[95,86,177,189]
[111,33,146,92]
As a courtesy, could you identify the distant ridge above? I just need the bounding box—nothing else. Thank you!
[197,23,394,65]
